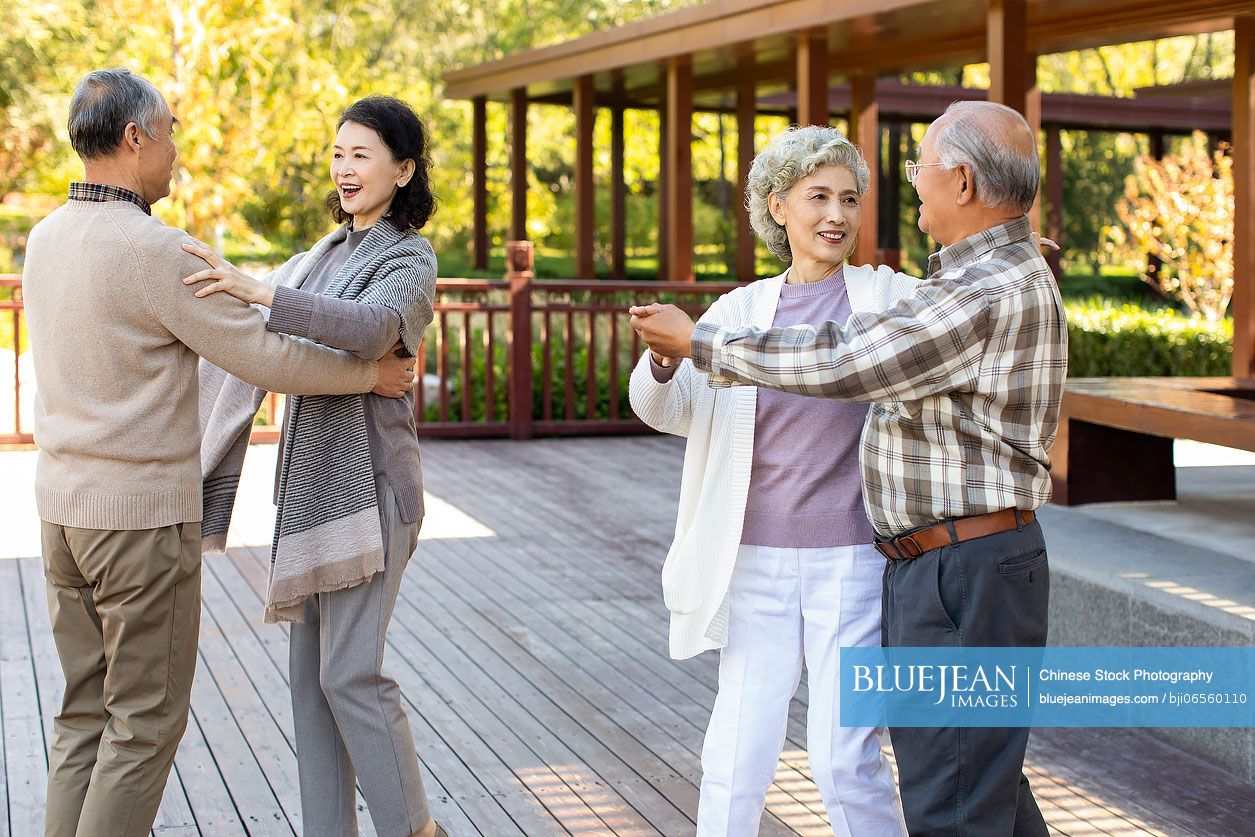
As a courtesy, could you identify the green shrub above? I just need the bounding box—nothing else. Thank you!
[1065,297,1232,377]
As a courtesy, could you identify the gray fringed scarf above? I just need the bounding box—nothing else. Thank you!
[199,218,436,623]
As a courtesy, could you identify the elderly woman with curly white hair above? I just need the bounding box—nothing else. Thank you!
[629,125,914,836]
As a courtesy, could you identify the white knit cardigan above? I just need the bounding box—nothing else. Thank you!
[629,264,921,660]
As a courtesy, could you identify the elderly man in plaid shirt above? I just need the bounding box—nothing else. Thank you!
[632,100,1065,837]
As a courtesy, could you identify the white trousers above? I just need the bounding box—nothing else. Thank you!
[697,543,906,837]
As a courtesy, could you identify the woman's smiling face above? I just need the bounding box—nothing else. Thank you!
[331,120,411,230]
[769,164,862,269]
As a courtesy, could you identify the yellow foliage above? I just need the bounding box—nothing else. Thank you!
[1106,133,1233,322]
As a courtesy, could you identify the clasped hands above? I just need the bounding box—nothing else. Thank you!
[180,241,415,399]
[628,303,697,367]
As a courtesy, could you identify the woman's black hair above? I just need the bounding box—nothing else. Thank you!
[325,95,435,232]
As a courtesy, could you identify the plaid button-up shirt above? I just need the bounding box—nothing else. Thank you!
[68,182,152,215]
[691,216,1067,537]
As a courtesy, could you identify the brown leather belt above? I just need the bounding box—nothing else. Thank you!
[875,508,1035,561]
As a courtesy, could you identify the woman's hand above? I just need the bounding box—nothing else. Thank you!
[373,342,416,398]
[181,242,275,307]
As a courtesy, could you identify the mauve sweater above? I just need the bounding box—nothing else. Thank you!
[652,268,874,548]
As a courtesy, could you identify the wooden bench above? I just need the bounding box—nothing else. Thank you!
[1051,377,1255,505]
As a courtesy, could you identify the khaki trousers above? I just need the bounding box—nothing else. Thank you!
[40,519,201,837]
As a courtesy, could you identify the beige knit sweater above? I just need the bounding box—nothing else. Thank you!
[22,199,379,531]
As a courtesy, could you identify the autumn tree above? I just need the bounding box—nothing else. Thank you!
[1107,133,1233,322]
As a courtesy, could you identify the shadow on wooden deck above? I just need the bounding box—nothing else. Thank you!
[2,436,1253,835]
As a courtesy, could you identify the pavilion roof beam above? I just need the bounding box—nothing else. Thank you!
[525,80,1233,135]
[444,0,1255,102]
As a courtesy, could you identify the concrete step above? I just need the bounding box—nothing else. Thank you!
[1039,497,1255,781]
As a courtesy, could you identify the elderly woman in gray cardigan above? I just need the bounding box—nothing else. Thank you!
[184,97,446,837]
[630,126,913,836]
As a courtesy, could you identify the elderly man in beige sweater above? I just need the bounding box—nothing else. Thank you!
[21,68,415,837]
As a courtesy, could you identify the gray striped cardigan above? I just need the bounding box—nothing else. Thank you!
[199,218,436,623]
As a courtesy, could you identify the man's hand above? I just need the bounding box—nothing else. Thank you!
[629,303,696,359]
[373,342,415,398]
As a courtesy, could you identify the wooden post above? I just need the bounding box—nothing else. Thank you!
[574,74,596,280]
[880,121,903,269]
[987,0,1030,112]
[736,74,757,282]
[658,100,669,278]
[1234,15,1255,378]
[796,29,829,128]
[850,72,878,267]
[665,56,694,282]
[506,240,534,440]
[472,96,488,271]
[1146,130,1166,288]
[611,101,627,280]
[1045,123,1064,280]
[509,88,528,242]
[988,0,1039,228]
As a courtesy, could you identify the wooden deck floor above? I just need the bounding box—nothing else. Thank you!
[2,436,1253,836]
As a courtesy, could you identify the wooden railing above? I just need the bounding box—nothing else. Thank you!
[0,272,738,447]
[0,276,26,446]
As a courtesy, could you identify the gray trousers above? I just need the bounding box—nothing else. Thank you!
[882,517,1050,837]
[289,485,431,837]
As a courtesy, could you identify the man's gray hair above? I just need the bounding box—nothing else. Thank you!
[932,100,1039,213]
[68,68,169,160]
[746,125,870,262]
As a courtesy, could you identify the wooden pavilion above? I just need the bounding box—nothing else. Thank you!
[444,0,1255,383]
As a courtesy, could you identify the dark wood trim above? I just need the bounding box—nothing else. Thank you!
[1045,123,1064,280]
[850,72,878,267]
[573,75,596,280]
[735,73,757,282]
[795,29,828,127]
[472,96,489,270]
[1234,15,1255,378]
[509,88,528,241]
[665,57,694,282]
[610,99,627,280]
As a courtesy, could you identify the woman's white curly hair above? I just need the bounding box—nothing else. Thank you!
[746,125,870,262]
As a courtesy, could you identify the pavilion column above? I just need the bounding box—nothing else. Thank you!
[472,95,488,270]
[796,29,829,128]
[665,56,694,282]
[509,88,528,242]
[850,72,878,267]
[658,100,669,277]
[1146,131,1166,288]
[610,87,627,279]
[574,74,596,279]
[1233,15,1255,378]
[735,74,757,282]
[879,121,903,271]
[987,0,1039,227]
[1045,123,1064,279]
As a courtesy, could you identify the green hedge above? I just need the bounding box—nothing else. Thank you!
[1066,298,1232,377]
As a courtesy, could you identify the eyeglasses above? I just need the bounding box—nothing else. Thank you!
[904,160,946,184]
